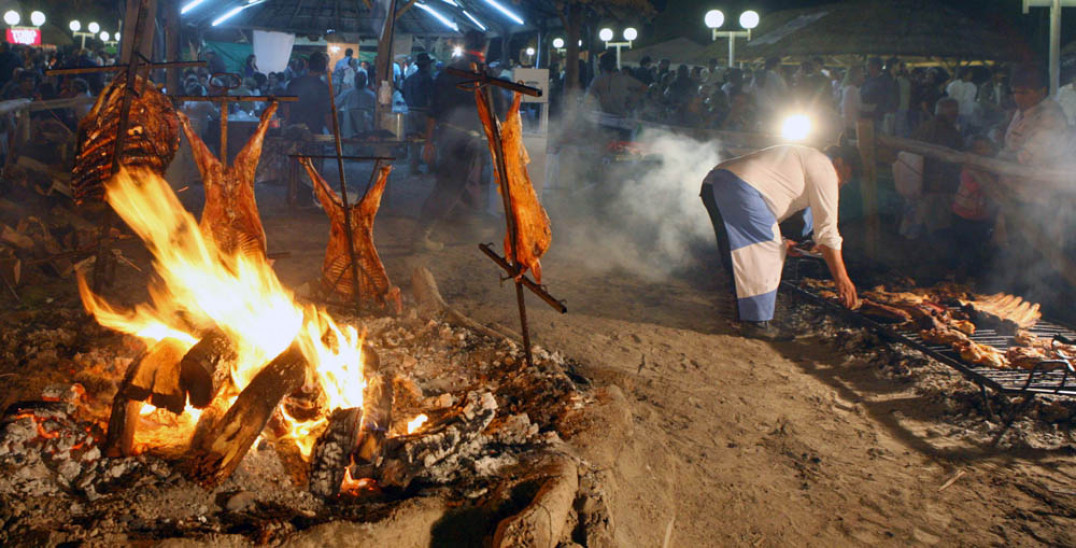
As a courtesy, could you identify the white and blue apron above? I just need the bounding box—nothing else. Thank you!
[701,169,788,322]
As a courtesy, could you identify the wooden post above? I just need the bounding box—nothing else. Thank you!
[855,117,879,260]
[164,0,181,94]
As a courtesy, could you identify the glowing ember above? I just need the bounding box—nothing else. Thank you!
[339,467,377,496]
[406,414,428,434]
[78,167,368,456]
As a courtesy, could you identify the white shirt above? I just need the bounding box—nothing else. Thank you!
[717,145,843,250]
[840,84,860,129]
[945,79,977,117]
[1057,83,1076,126]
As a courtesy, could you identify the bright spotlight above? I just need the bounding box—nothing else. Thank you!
[552,38,564,49]
[704,9,724,29]
[100,31,109,41]
[88,22,99,33]
[452,45,463,57]
[780,114,811,141]
[598,28,613,42]
[115,32,120,40]
[623,27,637,41]
[740,10,760,30]
[525,47,535,56]
[30,11,45,27]
[3,11,20,26]
[69,20,80,32]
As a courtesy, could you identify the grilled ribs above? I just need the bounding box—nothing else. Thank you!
[475,91,552,283]
[72,75,179,204]
[959,293,1041,331]
[300,159,401,314]
[177,102,277,260]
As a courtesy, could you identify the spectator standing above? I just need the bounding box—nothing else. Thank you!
[334,48,355,73]
[910,97,963,235]
[747,57,788,116]
[584,52,646,138]
[243,55,259,78]
[945,67,978,133]
[403,53,435,168]
[336,70,377,136]
[0,43,19,89]
[634,56,655,85]
[284,52,331,134]
[859,57,896,129]
[893,61,913,137]
[204,51,227,74]
[839,66,863,131]
[950,135,999,275]
[977,66,1012,132]
[416,30,501,252]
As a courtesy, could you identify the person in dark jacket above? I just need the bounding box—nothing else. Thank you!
[415,30,502,251]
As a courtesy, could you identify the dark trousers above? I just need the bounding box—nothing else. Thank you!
[419,129,486,229]
[700,182,740,317]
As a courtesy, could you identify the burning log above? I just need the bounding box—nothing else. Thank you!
[185,343,308,488]
[103,337,190,457]
[354,372,394,466]
[309,407,363,498]
[411,266,522,343]
[178,329,238,408]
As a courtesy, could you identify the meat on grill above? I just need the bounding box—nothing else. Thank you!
[72,75,179,204]
[177,102,277,260]
[920,327,970,346]
[959,293,1041,331]
[1005,347,1048,370]
[475,91,552,283]
[300,158,401,314]
[863,288,925,307]
[954,340,1009,369]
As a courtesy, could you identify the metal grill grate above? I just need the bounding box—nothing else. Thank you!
[782,261,1076,397]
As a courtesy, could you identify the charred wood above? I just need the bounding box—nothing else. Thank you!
[184,343,308,489]
[309,407,363,498]
[179,329,238,408]
[377,391,497,489]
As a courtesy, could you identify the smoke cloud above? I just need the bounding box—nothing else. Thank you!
[549,127,725,280]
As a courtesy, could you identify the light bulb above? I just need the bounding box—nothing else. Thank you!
[740,10,760,30]
[100,31,109,41]
[88,22,99,34]
[30,11,45,27]
[623,28,637,41]
[69,20,80,32]
[4,11,20,26]
[704,9,724,29]
[552,38,564,49]
[598,28,613,42]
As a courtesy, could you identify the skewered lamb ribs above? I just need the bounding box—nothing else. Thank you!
[959,293,1042,332]
[72,75,179,203]
[299,159,401,314]
[177,102,278,261]
[475,91,552,283]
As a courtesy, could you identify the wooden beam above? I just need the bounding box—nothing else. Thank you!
[395,0,419,19]
[855,118,880,260]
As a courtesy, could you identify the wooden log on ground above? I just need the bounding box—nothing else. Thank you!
[493,456,580,548]
[179,328,238,408]
[309,407,363,497]
[411,266,522,342]
[184,343,308,488]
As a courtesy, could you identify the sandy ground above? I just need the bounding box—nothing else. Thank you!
[255,164,1076,547]
[5,159,1076,546]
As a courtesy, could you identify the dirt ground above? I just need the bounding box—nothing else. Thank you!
[5,162,1076,546]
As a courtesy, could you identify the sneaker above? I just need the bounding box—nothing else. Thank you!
[741,321,795,342]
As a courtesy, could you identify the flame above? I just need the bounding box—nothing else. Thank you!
[406,414,428,435]
[339,467,377,496]
[79,167,367,455]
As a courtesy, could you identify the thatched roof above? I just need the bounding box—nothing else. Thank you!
[620,37,704,65]
[185,0,560,38]
[692,0,1025,65]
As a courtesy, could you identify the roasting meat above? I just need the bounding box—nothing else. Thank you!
[300,158,401,314]
[863,288,925,307]
[920,327,969,346]
[475,91,552,283]
[72,75,179,203]
[858,299,913,323]
[959,293,1041,331]
[954,340,1009,369]
[1005,347,1048,370]
[178,102,277,260]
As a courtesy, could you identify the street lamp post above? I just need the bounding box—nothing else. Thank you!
[599,27,637,70]
[70,20,100,49]
[705,9,759,68]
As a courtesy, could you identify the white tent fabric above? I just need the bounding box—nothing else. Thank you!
[253,30,295,73]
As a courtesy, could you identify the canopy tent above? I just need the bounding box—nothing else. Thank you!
[183,0,560,39]
[620,37,705,66]
[692,0,1027,66]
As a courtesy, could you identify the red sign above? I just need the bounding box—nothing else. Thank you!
[6,27,41,46]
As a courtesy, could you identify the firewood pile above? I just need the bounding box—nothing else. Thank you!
[0,300,609,545]
[0,156,119,302]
